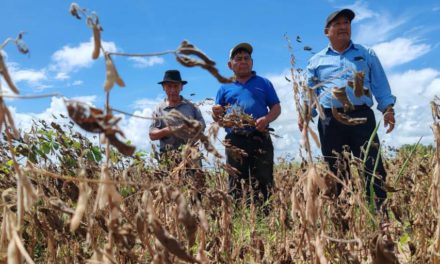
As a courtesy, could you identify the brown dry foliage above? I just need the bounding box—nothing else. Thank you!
[66,101,135,156]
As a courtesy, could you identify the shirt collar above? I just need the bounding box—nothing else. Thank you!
[163,96,187,109]
[326,41,357,54]
[233,71,257,84]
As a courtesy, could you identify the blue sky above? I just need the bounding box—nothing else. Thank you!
[1,0,439,158]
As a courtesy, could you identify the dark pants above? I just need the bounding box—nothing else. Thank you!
[225,131,274,204]
[318,107,387,207]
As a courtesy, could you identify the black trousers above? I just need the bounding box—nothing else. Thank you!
[318,107,387,206]
[225,131,274,204]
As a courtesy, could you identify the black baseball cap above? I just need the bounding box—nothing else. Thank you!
[325,9,355,28]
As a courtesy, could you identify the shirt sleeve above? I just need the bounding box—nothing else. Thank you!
[149,108,163,133]
[368,48,396,112]
[264,79,280,107]
[193,106,206,131]
[215,86,225,106]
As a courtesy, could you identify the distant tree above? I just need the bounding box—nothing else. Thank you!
[398,143,434,158]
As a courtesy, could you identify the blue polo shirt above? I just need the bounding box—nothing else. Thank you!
[307,42,396,112]
[215,73,280,133]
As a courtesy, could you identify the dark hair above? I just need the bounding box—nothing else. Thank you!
[230,48,251,60]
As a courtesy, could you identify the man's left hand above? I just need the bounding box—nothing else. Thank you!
[384,107,395,133]
[255,116,269,132]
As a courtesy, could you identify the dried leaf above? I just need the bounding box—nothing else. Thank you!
[315,235,328,264]
[172,190,198,248]
[331,87,353,111]
[104,53,125,91]
[7,238,21,264]
[331,107,367,126]
[150,217,200,263]
[70,182,91,232]
[0,53,19,94]
[307,126,321,148]
[69,3,82,19]
[92,23,101,59]
[176,41,233,84]
[66,101,135,155]
[15,38,29,55]
[178,40,215,66]
[20,173,38,211]
[354,71,365,97]
[96,165,123,214]
[370,233,399,264]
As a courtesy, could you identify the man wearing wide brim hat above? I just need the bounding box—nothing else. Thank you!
[149,70,205,155]
[301,8,396,210]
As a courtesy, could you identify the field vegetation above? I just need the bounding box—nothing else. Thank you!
[0,3,439,263]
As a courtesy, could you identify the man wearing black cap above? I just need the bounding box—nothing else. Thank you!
[212,43,281,207]
[149,70,206,154]
[302,9,396,209]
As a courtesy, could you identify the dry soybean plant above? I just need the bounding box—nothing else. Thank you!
[431,96,440,263]
[1,3,440,263]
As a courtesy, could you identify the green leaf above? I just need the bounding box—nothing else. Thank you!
[41,142,51,154]
[91,146,103,162]
[72,141,82,150]
[399,232,410,245]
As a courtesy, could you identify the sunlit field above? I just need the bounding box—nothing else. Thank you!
[1,3,439,263]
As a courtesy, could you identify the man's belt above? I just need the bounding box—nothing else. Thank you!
[230,129,271,137]
[323,104,370,113]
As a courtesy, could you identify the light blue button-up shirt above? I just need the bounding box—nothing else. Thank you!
[307,42,396,112]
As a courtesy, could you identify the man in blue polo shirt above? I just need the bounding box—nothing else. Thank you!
[302,9,396,209]
[212,43,281,206]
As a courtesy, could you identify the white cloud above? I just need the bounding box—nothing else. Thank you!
[71,80,83,86]
[119,108,155,151]
[372,38,430,69]
[132,98,162,110]
[70,95,97,105]
[11,97,68,133]
[11,97,100,147]
[55,72,69,80]
[128,56,164,68]
[381,68,440,146]
[10,68,47,84]
[50,38,117,79]
[3,61,48,91]
[344,0,377,22]
[353,14,406,45]
[266,71,305,157]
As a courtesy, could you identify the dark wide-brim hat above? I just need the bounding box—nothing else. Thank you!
[158,70,187,85]
[325,8,355,28]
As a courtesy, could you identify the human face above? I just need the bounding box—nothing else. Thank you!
[162,82,182,102]
[325,16,351,50]
[228,51,253,78]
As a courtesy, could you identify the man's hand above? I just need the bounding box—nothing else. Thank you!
[383,106,395,133]
[212,104,224,122]
[255,116,269,132]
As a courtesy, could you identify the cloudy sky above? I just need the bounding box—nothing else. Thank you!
[1,0,439,159]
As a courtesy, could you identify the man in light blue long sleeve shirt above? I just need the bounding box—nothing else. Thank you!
[303,8,396,210]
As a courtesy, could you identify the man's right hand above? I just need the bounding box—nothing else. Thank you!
[212,104,224,121]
